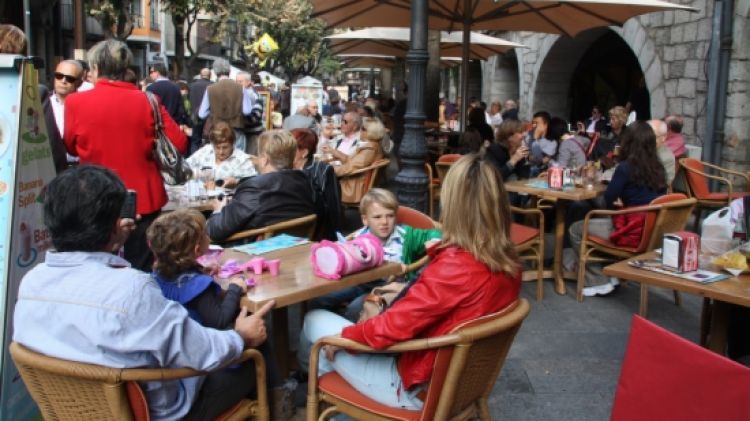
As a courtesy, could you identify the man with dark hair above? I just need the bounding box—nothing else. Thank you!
[147,62,190,128]
[14,165,274,420]
[528,111,556,173]
[664,115,686,158]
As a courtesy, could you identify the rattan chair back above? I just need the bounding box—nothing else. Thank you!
[421,299,530,420]
[220,213,317,245]
[10,342,269,421]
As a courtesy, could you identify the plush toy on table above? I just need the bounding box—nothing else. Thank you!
[310,233,384,280]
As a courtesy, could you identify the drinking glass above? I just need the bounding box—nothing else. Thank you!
[199,167,214,201]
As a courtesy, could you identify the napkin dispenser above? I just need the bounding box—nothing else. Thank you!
[662,232,700,272]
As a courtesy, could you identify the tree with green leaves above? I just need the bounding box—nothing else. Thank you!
[86,0,136,40]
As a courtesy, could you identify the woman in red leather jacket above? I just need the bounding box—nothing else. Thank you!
[300,154,521,410]
[64,39,187,271]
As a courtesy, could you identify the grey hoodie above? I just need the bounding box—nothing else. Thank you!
[556,134,591,168]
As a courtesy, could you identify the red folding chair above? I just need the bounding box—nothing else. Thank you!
[612,315,750,421]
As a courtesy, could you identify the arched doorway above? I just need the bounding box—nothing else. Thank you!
[569,30,649,122]
[531,28,647,123]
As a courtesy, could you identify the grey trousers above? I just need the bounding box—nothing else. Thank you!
[569,218,614,287]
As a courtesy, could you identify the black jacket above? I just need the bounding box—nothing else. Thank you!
[147,79,189,125]
[189,78,212,120]
[207,169,316,242]
[303,161,341,240]
[42,95,69,173]
[485,143,530,180]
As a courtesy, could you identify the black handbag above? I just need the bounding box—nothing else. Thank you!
[145,91,192,185]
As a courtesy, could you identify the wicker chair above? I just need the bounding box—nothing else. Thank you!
[510,206,546,301]
[9,342,269,421]
[577,194,696,316]
[306,299,530,421]
[680,158,750,230]
[340,159,391,208]
[217,214,317,246]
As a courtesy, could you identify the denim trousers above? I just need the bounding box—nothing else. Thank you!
[298,310,423,410]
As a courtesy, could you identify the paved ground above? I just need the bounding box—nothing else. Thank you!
[489,279,703,421]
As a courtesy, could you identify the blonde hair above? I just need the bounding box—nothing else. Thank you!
[609,106,628,126]
[258,130,297,170]
[439,154,519,274]
[0,24,26,54]
[147,209,206,279]
[363,119,386,143]
[360,188,398,216]
[209,121,235,145]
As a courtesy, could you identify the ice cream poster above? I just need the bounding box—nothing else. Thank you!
[0,56,55,420]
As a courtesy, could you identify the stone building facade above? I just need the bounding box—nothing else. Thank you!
[481,0,750,169]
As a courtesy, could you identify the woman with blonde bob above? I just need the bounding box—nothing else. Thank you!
[323,119,385,203]
[300,154,521,410]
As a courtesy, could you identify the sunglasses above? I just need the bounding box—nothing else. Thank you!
[54,72,79,84]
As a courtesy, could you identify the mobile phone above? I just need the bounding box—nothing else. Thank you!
[121,190,137,219]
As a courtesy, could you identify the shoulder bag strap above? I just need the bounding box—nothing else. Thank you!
[145,91,164,132]
[570,137,586,155]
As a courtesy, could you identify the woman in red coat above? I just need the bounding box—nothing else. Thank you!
[299,154,521,409]
[64,39,187,271]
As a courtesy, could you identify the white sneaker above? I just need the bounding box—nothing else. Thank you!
[582,283,615,297]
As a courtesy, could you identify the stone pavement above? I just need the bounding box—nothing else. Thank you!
[490,279,703,421]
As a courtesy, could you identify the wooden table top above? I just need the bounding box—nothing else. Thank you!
[504,179,606,201]
[162,199,213,213]
[603,251,750,308]
[218,243,403,312]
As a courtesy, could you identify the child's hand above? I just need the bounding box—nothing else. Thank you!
[229,275,249,294]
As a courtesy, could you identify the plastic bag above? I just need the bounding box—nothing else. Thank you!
[701,207,733,254]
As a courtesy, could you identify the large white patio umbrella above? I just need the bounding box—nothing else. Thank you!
[328,27,526,61]
[312,0,696,125]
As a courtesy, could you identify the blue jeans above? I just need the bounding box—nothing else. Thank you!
[233,129,246,153]
[298,310,424,410]
[307,280,384,321]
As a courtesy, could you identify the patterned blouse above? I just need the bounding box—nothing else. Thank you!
[186,144,257,181]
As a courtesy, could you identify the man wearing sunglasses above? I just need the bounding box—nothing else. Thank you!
[43,59,83,172]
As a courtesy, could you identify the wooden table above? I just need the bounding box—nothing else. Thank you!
[504,179,607,295]
[604,251,750,353]
[219,243,402,373]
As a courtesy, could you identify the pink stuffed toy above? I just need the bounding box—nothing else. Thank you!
[310,233,385,280]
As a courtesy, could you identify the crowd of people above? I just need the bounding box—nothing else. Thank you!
[8,21,743,421]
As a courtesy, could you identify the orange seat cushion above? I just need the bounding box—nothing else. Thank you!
[511,223,539,246]
[588,235,640,254]
[319,372,421,421]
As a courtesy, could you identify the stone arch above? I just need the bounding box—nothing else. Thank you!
[526,19,667,120]
[611,19,667,119]
[482,49,521,105]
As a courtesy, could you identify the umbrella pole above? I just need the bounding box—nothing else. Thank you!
[395,0,429,213]
[459,1,471,131]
